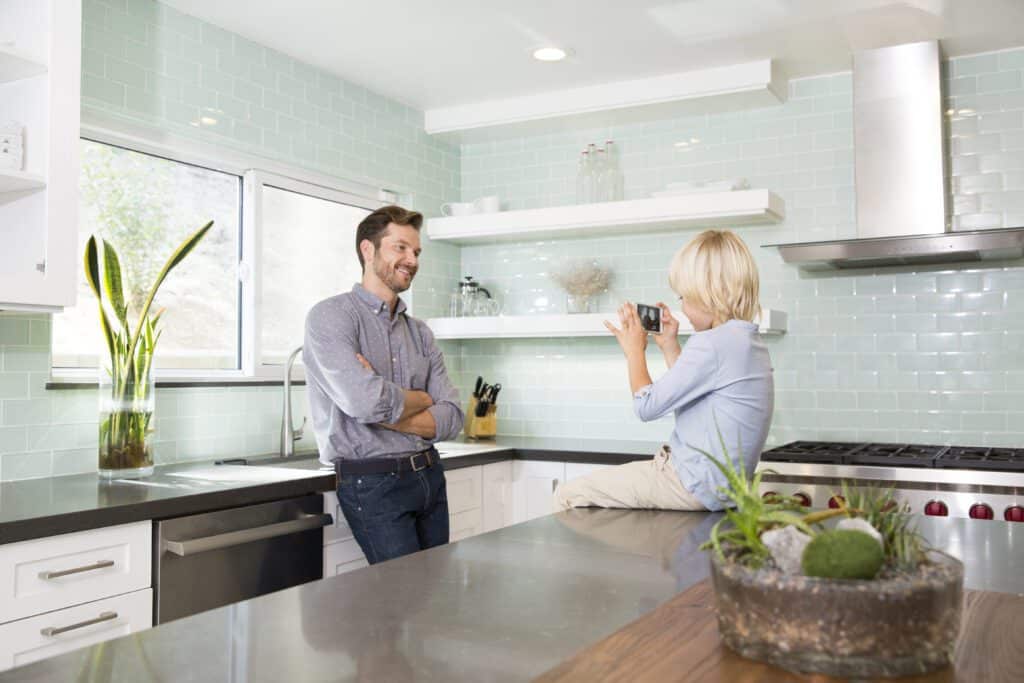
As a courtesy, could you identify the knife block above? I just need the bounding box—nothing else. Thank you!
[464,397,497,439]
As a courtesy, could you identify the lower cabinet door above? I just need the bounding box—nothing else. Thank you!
[0,588,152,672]
[323,539,368,577]
[481,461,513,533]
[449,507,482,543]
[323,491,356,545]
[511,461,566,524]
[564,462,614,482]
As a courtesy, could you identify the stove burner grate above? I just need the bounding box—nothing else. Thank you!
[759,441,862,464]
[761,441,1024,472]
[848,443,946,468]
[935,447,1024,472]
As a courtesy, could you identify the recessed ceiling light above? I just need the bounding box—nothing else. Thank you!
[533,47,568,62]
[200,116,218,126]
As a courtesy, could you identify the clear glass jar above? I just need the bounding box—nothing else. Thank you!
[566,294,596,314]
[98,363,156,479]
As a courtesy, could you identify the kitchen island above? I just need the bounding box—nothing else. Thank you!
[0,508,1019,682]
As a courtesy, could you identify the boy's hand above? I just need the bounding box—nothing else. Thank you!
[604,302,648,356]
[356,353,374,373]
[652,302,680,350]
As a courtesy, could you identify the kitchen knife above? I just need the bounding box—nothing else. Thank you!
[488,384,501,403]
[474,376,483,398]
[475,396,489,418]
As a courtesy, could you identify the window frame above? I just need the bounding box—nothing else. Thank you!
[242,170,390,380]
[51,119,400,384]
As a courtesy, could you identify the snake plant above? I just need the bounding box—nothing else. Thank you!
[85,221,213,472]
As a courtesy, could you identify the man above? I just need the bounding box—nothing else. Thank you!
[304,205,464,564]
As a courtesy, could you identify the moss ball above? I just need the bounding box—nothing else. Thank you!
[801,529,884,580]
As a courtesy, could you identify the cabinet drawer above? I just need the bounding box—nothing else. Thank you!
[0,588,152,672]
[322,492,355,545]
[323,539,368,577]
[449,507,482,543]
[445,466,482,515]
[0,522,151,624]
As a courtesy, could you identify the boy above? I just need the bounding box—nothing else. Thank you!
[554,230,773,512]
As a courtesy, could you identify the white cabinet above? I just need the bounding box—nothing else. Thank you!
[323,538,369,577]
[323,466,487,568]
[0,521,151,624]
[0,588,151,671]
[321,459,619,562]
[445,465,483,542]
[322,491,368,577]
[511,460,566,524]
[0,0,81,310]
[565,462,614,482]
[481,461,514,532]
[0,520,152,673]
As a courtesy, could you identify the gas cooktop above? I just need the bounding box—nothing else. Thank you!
[761,441,1024,473]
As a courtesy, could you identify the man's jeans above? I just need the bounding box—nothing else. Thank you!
[335,460,449,565]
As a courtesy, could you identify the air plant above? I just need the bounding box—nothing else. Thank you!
[696,428,929,572]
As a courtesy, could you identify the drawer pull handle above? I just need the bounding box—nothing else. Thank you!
[40,611,118,637]
[38,560,115,580]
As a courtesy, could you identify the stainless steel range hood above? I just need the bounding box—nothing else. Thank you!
[767,41,1024,270]
[771,226,1024,270]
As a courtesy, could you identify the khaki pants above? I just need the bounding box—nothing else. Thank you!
[553,446,706,512]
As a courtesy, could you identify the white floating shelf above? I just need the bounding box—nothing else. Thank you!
[425,59,785,142]
[0,169,45,193]
[0,45,47,83]
[427,309,787,340]
[426,190,785,244]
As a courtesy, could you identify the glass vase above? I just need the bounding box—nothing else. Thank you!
[98,363,155,479]
[566,294,596,314]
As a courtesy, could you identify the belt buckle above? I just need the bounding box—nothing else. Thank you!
[410,451,429,472]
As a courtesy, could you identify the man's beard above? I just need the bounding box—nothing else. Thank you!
[372,254,415,294]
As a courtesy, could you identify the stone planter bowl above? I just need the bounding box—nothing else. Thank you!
[709,550,963,678]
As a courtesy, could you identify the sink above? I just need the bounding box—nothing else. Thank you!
[214,453,323,467]
[168,465,327,483]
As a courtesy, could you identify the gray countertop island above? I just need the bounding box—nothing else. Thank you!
[1,508,1020,682]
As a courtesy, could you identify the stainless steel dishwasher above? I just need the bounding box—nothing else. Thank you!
[154,494,331,624]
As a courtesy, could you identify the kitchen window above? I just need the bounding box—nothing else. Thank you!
[243,171,377,374]
[52,128,392,382]
[52,139,243,373]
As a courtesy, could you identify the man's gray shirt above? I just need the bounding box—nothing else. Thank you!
[304,284,464,464]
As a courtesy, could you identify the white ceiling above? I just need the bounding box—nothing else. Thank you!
[162,0,1024,111]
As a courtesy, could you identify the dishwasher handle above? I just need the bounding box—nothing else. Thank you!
[163,513,333,557]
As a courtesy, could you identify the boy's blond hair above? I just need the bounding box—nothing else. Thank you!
[668,230,760,325]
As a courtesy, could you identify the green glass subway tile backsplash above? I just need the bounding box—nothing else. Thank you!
[3,4,1024,480]
[1,0,456,480]
[455,48,1024,450]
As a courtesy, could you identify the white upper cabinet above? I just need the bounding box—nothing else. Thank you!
[0,0,81,311]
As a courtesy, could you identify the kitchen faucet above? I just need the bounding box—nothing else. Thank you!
[280,346,307,458]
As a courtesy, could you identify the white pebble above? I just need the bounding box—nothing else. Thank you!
[762,525,812,574]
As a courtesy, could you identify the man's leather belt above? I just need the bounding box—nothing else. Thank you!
[334,447,440,476]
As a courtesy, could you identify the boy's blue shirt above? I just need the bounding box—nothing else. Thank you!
[633,319,774,510]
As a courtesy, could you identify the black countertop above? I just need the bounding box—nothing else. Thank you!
[0,438,657,544]
[1,509,1019,682]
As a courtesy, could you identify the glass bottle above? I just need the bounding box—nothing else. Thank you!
[585,143,598,202]
[605,140,623,200]
[575,149,590,204]
[593,147,610,202]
